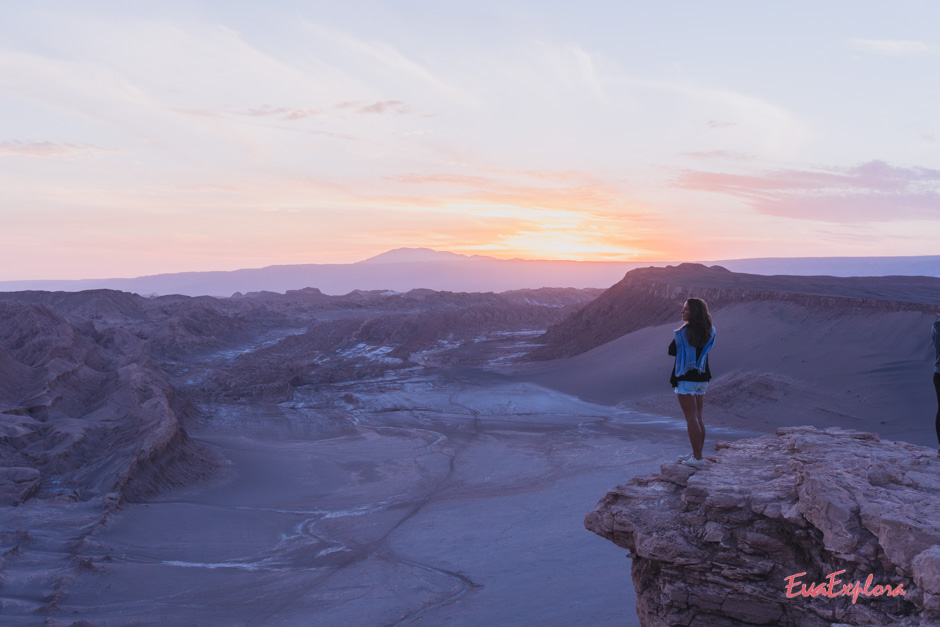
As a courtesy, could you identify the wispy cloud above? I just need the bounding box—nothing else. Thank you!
[282,109,317,120]
[335,100,411,115]
[237,100,410,121]
[614,77,805,158]
[852,39,940,56]
[525,42,609,103]
[0,140,118,158]
[240,105,322,122]
[241,105,319,120]
[675,160,940,222]
[297,19,464,101]
[682,150,753,161]
[357,100,408,114]
[243,105,289,117]
[386,169,638,214]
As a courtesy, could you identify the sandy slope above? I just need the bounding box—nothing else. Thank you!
[512,300,939,447]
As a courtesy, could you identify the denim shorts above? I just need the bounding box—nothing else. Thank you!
[675,381,709,396]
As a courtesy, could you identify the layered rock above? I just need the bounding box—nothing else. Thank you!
[585,427,940,626]
[0,300,212,505]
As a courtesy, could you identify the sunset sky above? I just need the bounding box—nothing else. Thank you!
[2,1,939,280]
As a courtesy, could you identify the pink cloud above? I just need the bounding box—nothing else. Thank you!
[328,100,421,119]
[334,100,411,114]
[381,171,651,224]
[353,100,409,115]
[241,105,319,121]
[394,167,595,187]
[392,173,494,186]
[281,109,317,120]
[0,141,118,158]
[244,105,289,117]
[675,160,940,222]
[682,150,753,161]
[333,100,413,115]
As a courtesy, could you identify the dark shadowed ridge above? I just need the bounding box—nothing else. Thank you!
[529,263,940,360]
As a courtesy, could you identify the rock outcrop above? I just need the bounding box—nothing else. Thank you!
[585,427,940,626]
[0,300,213,504]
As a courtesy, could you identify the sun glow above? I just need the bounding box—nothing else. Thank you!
[2,3,938,280]
[380,201,662,262]
[459,229,649,262]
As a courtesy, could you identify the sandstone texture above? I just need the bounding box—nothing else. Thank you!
[585,427,940,626]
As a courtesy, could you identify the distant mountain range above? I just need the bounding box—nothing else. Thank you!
[1,248,938,297]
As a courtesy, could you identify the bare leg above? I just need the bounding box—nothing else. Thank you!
[696,394,706,458]
[934,373,940,448]
[677,394,705,460]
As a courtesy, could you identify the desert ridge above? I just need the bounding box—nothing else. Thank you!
[515,263,940,447]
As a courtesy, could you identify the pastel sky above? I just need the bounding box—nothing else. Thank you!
[2,1,939,280]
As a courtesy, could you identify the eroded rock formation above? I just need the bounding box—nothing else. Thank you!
[0,286,599,504]
[0,285,599,615]
[585,427,940,626]
[0,300,213,505]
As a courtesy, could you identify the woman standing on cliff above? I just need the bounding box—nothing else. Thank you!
[670,298,716,469]
[933,311,940,456]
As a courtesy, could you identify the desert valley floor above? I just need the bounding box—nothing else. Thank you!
[2,264,939,625]
[62,366,747,625]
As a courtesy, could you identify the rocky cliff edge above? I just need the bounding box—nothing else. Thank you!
[585,427,940,626]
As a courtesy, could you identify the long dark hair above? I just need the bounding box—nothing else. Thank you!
[684,298,713,348]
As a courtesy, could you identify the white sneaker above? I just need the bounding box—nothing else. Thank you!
[676,453,693,462]
[681,458,705,469]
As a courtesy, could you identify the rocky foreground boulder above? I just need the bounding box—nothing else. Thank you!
[585,427,940,626]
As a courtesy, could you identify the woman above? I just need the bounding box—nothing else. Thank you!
[669,298,716,468]
[933,311,940,456]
